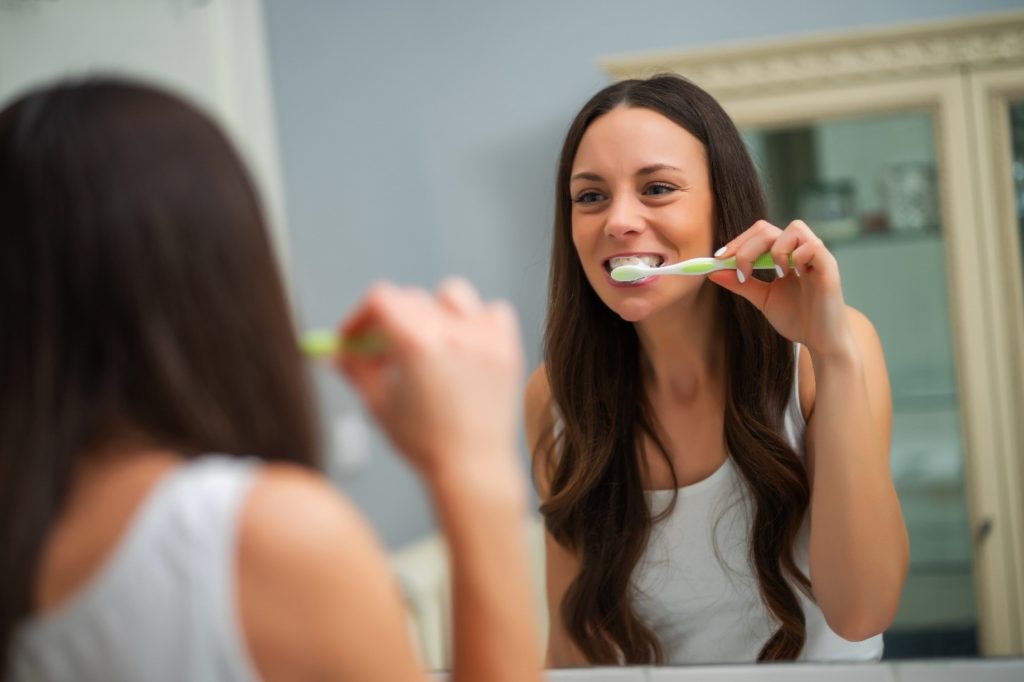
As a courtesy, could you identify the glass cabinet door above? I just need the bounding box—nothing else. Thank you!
[743,111,977,658]
[1011,100,1024,285]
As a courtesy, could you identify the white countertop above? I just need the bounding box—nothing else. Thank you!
[428,658,1024,681]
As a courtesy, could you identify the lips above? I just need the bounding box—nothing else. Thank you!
[598,253,665,288]
[602,253,664,274]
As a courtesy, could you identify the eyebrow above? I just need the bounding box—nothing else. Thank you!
[637,163,683,176]
[569,163,685,183]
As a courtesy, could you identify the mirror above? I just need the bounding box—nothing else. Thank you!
[4,0,1023,674]
[327,4,1021,666]
[246,2,1024,670]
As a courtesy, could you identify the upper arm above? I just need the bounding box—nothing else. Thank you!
[801,306,893,479]
[846,306,893,448]
[523,365,588,666]
[237,464,424,681]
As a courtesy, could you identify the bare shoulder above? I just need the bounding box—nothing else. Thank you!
[524,364,556,500]
[844,305,892,417]
[237,463,420,680]
[239,464,376,574]
[845,305,884,352]
[242,462,360,532]
[797,305,888,422]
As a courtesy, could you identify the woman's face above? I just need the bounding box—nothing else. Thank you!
[570,105,715,322]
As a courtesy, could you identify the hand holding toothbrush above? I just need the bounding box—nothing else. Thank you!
[707,219,855,359]
[335,278,525,485]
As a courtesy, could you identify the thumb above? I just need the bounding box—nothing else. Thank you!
[707,270,770,308]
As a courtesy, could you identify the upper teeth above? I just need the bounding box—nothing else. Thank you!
[609,255,663,269]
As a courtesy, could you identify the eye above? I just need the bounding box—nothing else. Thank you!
[573,190,606,204]
[644,183,677,197]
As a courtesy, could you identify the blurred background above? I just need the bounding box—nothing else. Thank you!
[2,0,1023,668]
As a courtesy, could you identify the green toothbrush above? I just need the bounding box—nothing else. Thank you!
[300,330,387,359]
[610,253,794,283]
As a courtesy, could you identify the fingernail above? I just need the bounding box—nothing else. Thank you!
[793,267,801,278]
[775,264,785,279]
[736,269,746,284]
[714,246,727,258]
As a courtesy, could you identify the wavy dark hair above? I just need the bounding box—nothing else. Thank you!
[0,79,320,669]
[536,74,811,664]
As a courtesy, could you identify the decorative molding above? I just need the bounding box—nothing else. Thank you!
[602,11,1024,98]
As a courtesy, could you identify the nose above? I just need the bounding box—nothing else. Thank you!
[603,194,646,239]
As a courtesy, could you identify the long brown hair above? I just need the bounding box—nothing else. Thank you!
[0,79,320,668]
[537,74,811,664]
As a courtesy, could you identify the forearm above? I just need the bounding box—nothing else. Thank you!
[428,457,541,682]
[807,347,908,639]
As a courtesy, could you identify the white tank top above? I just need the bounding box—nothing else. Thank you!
[8,456,261,681]
[630,346,884,663]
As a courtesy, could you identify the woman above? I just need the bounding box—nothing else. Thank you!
[0,79,539,681]
[525,74,908,666]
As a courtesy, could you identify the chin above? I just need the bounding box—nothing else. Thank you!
[612,298,656,322]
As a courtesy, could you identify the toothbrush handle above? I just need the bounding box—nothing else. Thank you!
[721,253,794,270]
[300,331,387,359]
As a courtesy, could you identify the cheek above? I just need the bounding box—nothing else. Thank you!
[667,203,715,247]
[570,219,594,258]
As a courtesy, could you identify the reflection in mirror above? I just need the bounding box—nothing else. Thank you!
[524,73,905,668]
[379,19,1024,675]
[252,3,1024,672]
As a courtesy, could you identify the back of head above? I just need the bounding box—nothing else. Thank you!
[0,78,320,665]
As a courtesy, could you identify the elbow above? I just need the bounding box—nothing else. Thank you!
[829,617,887,643]
[820,582,903,642]
[824,603,898,642]
[815,549,909,642]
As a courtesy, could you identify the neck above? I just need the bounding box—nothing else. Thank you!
[635,282,724,403]
[75,427,180,486]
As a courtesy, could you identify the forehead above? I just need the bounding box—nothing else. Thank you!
[572,105,707,174]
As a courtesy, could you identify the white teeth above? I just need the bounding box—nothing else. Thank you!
[608,255,663,269]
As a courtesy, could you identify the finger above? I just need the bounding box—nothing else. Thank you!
[484,299,525,369]
[707,269,771,310]
[715,219,771,258]
[487,299,520,335]
[340,281,397,339]
[769,226,805,278]
[340,282,427,357]
[790,238,835,280]
[771,220,822,277]
[728,220,782,284]
[437,276,484,315]
[336,354,392,415]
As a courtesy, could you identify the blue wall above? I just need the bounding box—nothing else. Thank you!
[263,0,1024,547]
